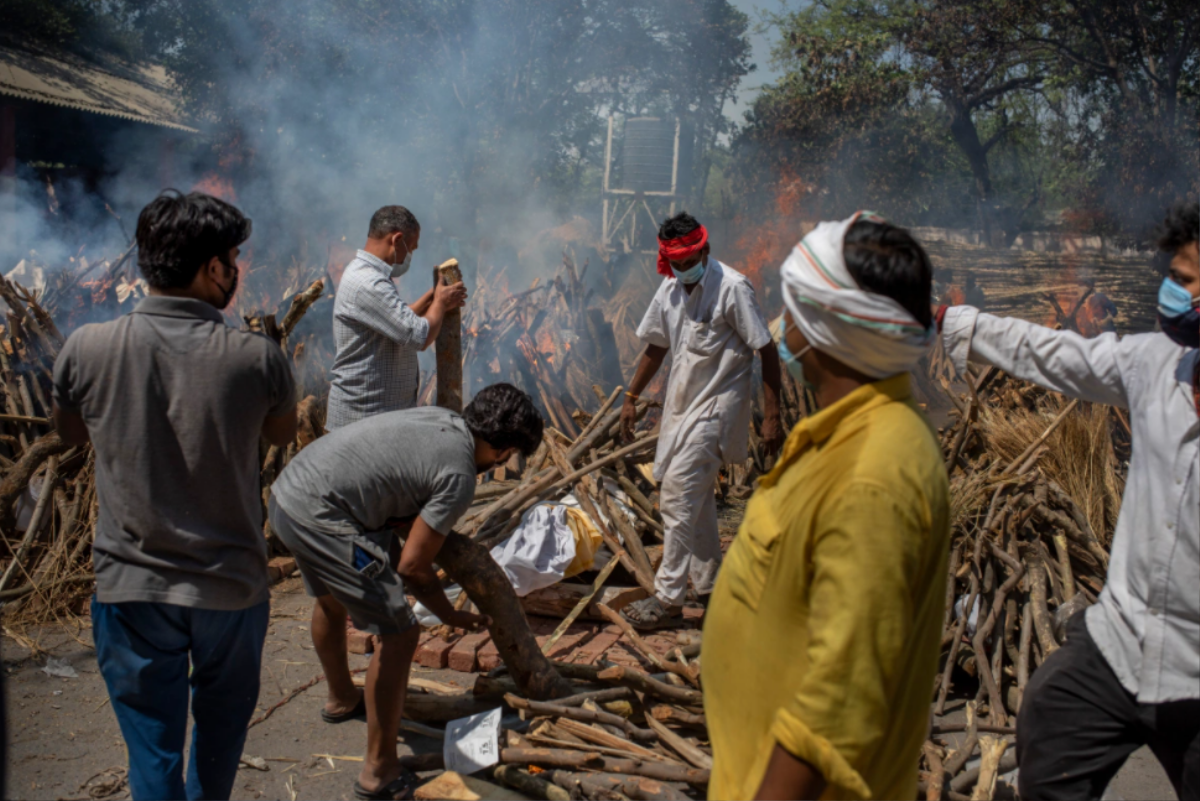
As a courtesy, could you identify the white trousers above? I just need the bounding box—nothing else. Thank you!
[654,418,723,606]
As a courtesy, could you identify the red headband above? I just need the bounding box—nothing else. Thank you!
[656,225,708,277]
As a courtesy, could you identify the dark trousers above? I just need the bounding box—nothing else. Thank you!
[1017,612,1200,800]
[91,598,270,801]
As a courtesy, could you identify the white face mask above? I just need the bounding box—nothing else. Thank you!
[391,245,412,278]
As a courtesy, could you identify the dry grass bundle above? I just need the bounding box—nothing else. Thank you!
[979,399,1124,545]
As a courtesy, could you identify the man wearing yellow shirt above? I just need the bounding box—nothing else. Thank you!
[703,213,950,801]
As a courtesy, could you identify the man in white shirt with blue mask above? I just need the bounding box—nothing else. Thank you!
[619,211,784,630]
[327,206,468,430]
[940,200,1199,800]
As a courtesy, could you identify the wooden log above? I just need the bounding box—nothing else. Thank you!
[0,455,61,594]
[0,413,50,425]
[403,691,498,723]
[501,747,709,786]
[413,771,527,801]
[943,702,979,778]
[604,495,656,588]
[548,769,689,801]
[550,686,631,708]
[596,665,703,706]
[436,258,465,413]
[649,705,706,729]
[0,432,69,534]
[953,751,1016,797]
[436,532,573,700]
[923,741,946,801]
[279,279,325,349]
[936,569,980,715]
[503,693,655,741]
[492,766,571,801]
[1029,558,1059,657]
[554,718,672,763]
[644,715,712,770]
[594,604,697,687]
[1016,602,1032,711]
[537,558,625,654]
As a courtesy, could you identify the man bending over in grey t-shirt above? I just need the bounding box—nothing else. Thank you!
[268,383,543,801]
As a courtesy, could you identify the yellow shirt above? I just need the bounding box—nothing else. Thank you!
[702,374,950,800]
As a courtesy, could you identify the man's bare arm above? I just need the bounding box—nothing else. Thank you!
[759,343,784,455]
[754,744,827,801]
[53,405,90,447]
[262,408,299,447]
[397,517,489,630]
[409,287,435,316]
[619,344,669,441]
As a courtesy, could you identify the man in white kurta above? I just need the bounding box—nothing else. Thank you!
[619,212,783,629]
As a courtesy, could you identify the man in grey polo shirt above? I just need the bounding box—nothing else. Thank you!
[326,205,468,429]
[269,383,543,801]
[53,191,297,801]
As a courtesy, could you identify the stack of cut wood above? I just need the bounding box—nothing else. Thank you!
[448,252,626,437]
[351,630,710,801]
[918,365,1124,801]
[0,276,94,625]
[0,276,330,626]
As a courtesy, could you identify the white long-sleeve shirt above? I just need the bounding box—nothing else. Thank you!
[943,306,1198,704]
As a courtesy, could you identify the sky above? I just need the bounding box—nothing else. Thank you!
[725,0,793,124]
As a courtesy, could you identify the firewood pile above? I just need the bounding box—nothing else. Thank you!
[917,362,1125,801]
[0,275,330,627]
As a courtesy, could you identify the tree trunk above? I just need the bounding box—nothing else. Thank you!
[437,532,574,700]
[947,103,997,243]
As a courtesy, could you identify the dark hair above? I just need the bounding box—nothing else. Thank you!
[369,205,420,239]
[843,219,934,329]
[135,190,251,289]
[463,383,544,457]
[1156,201,1199,254]
[658,211,701,240]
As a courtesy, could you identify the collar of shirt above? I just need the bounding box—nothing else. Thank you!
[355,249,395,278]
[670,257,721,308]
[761,372,912,488]
[132,295,225,324]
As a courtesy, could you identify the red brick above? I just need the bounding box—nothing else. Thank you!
[477,639,502,672]
[416,634,460,669]
[447,632,490,673]
[572,626,622,665]
[347,628,374,655]
[268,556,297,584]
[538,629,590,661]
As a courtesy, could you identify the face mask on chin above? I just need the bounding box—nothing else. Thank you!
[1157,277,1199,348]
[391,244,413,279]
[773,315,814,389]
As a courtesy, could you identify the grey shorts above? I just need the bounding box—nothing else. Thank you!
[268,496,418,636]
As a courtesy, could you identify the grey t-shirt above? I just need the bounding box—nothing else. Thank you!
[271,406,476,537]
[52,296,296,610]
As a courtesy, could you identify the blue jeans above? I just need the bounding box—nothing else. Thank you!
[91,598,270,801]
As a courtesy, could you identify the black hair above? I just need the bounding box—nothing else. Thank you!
[368,205,420,239]
[1156,201,1199,254]
[843,219,934,329]
[135,190,251,289]
[463,383,544,457]
[658,211,701,240]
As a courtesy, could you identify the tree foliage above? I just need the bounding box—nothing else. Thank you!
[735,0,1199,237]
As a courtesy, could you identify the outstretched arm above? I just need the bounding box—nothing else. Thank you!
[620,344,669,441]
[942,306,1130,408]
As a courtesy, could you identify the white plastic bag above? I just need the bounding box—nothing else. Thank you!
[443,707,502,775]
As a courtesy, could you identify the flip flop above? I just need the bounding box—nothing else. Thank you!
[320,692,366,724]
[353,769,418,800]
[621,596,684,631]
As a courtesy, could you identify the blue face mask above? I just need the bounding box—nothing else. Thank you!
[775,317,814,388]
[1158,277,1199,348]
[671,258,706,285]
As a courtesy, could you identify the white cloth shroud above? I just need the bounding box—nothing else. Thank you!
[411,484,636,626]
[780,211,934,379]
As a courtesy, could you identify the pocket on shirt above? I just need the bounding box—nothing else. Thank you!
[724,496,783,613]
[685,317,728,357]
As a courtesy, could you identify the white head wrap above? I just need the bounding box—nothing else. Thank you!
[780,211,935,379]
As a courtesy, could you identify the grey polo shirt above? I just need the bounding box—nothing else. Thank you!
[52,296,296,610]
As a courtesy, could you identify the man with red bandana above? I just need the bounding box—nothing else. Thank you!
[618,211,783,630]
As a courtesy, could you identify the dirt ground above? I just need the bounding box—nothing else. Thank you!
[3,577,1179,801]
